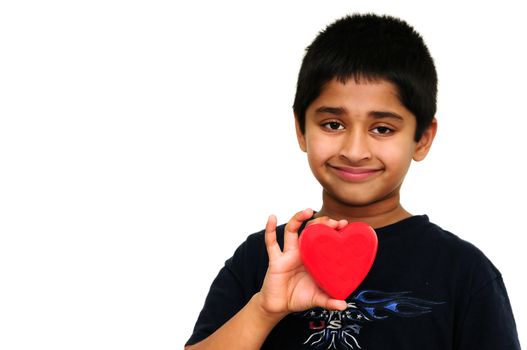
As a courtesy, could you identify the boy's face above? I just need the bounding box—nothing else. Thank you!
[295,78,436,209]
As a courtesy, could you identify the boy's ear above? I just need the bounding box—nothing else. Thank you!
[294,114,307,152]
[413,118,438,161]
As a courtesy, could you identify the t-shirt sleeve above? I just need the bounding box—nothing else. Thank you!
[185,232,267,346]
[185,264,247,346]
[455,274,521,349]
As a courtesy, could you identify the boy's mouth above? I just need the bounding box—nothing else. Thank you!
[330,165,382,181]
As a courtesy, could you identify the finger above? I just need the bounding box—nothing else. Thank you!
[306,216,339,228]
[312,293,348,311]
[285,208,314,233]
[337,219,349,230]
[284,208,313,252]
[264,215,281,261]
[326,299,348,311]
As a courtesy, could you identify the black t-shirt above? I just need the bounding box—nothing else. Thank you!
[186,215,520,349]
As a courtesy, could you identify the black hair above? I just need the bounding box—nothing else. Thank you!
[293,13,437,141]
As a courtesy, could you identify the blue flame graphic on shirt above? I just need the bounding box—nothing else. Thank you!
[299,290,445,349]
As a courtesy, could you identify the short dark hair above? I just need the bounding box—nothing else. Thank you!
[293,13,437,141]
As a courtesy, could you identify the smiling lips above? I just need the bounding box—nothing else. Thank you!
[331,165,382,181]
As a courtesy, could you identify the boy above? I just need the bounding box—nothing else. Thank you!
[185,14,520,349]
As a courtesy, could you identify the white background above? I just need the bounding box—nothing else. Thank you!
[1,0,525,348]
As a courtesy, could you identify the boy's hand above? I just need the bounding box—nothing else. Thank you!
[257,209,348,319]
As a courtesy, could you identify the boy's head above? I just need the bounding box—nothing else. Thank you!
[293,13,437,142]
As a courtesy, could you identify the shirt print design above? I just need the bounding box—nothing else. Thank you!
[298,290,445,349]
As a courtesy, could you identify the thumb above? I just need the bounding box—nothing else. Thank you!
[312,293,348,311]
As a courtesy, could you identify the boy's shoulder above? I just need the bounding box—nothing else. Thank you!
[389,215,502,289]
[379,215,487,251]
[413,215,494,260]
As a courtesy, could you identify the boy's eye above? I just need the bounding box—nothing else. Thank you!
[323,121,344,130]
[371,126,393,134]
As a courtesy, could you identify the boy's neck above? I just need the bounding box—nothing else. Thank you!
[315,191,412,229]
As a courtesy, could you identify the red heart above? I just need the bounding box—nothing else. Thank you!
[299,222,378,300]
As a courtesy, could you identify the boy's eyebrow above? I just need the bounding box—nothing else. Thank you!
[315,107,405,122]
[369,111,405,122]
[315,106,345,115]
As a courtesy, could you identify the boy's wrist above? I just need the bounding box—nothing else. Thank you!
[251,292,288,325]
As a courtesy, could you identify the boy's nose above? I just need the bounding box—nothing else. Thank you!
[339,131,372,163]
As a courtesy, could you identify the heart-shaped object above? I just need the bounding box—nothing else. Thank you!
[299,222,378,300]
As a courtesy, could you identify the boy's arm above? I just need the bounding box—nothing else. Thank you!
[184,292,283,350]
[185,209,348,349]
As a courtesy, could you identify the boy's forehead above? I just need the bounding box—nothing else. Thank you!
[307,78,409,116]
